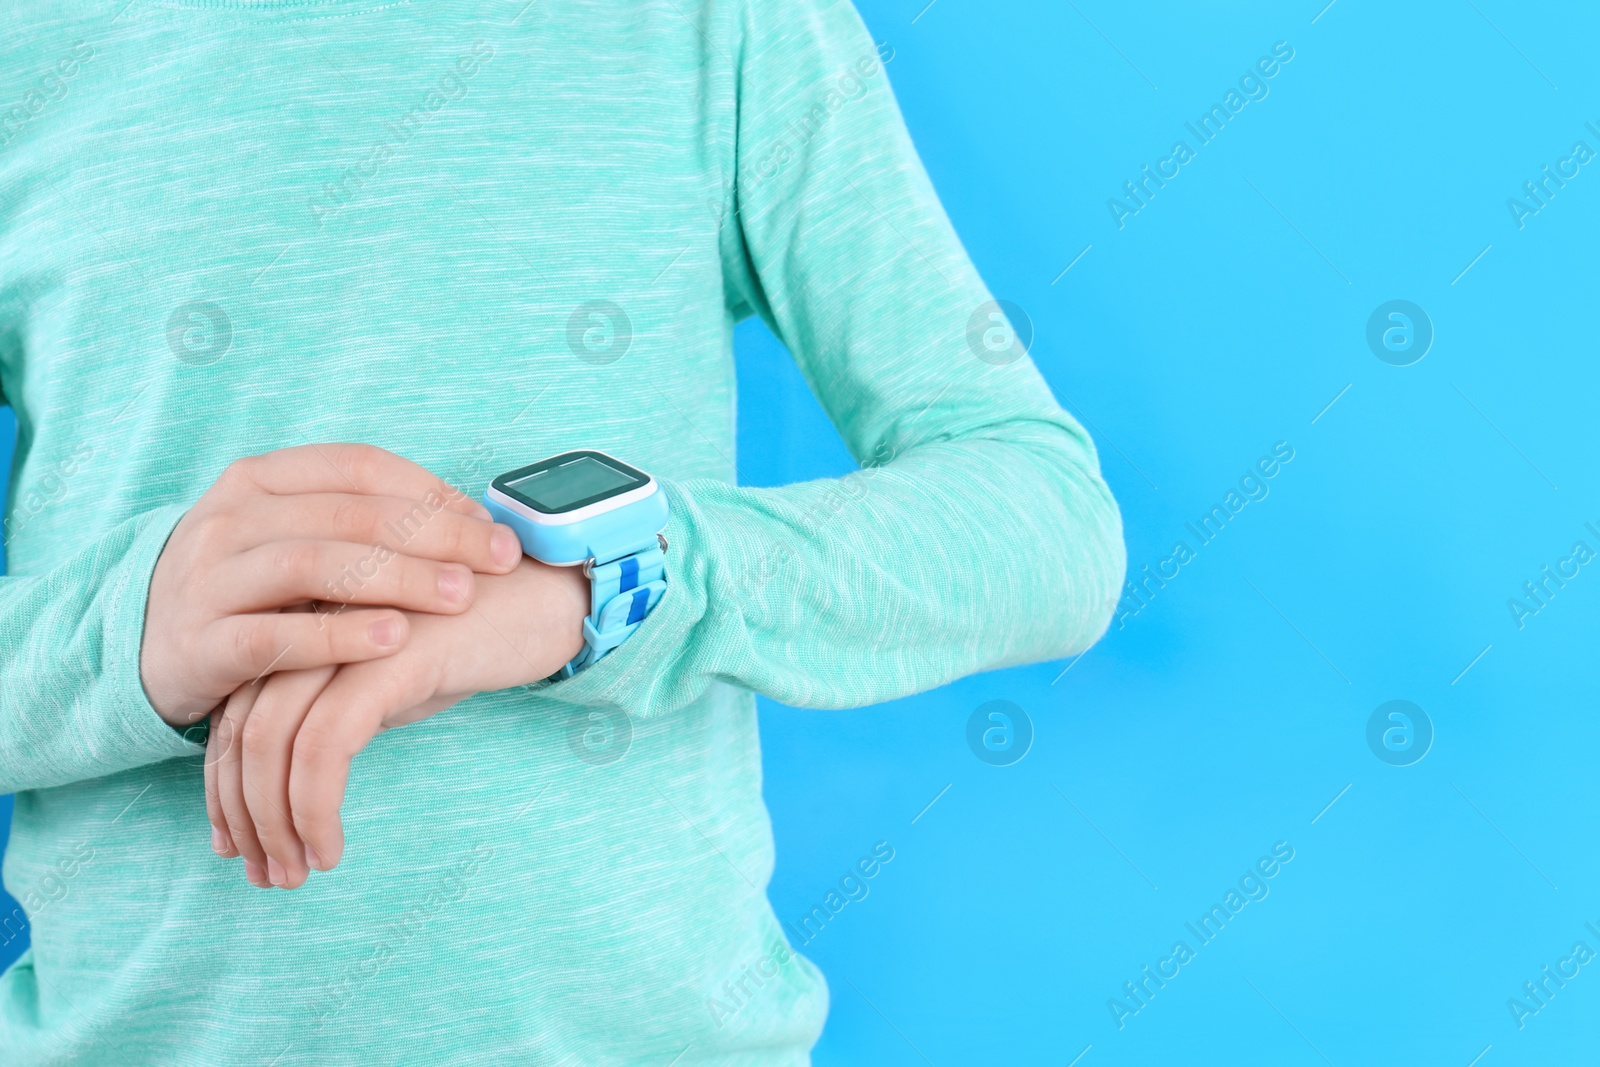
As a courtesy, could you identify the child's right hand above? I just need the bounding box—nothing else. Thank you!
[139,442,525,731]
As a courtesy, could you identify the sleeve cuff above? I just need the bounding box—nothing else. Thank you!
[97,503,208,765]
[537,492,703,716]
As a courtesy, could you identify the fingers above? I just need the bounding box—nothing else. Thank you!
[203,707,238,859]
[239,493,522,574]
[203,608,410,681]
[213,682,271,887]
[143,443,508,729]
[216,540,481,615]
[241,666,336,891]
[289,659,429,873]
[224,443,491,521]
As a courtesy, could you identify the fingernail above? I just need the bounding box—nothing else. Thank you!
[369,617,403,647]
[244,860,270,888]
[439,568,471,602]
[211,827,231,855]
[305,843,325,871]
[267,857,287,887]
[491,526,522,568]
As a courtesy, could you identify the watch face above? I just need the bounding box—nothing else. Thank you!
[493,451,651,515]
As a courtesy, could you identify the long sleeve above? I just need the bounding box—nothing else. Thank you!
[553,0,1126,716]
[0,502,201,793]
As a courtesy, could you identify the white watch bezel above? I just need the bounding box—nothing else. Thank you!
[485,477,659,527]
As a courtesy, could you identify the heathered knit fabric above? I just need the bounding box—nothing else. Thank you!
[0,1,1125,1062]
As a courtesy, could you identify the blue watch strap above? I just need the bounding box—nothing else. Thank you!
[552,541,668,680]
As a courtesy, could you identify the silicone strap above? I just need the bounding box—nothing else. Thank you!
[551,541,668,680]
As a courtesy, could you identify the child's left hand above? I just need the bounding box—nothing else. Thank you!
[203,557,588,889]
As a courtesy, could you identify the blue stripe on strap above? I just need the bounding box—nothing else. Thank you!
[619,556,639,592]
[626,587,649,625]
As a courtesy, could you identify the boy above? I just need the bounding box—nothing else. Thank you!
[0,0,1123,1062]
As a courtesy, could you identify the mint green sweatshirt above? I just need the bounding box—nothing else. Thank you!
[0,1,1124,1062]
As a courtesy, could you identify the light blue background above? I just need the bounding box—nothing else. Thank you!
[5,1,1599,1063]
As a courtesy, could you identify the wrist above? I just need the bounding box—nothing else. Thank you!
[140,646,198,729]
[484,557,588,677]
[544,560,590,666]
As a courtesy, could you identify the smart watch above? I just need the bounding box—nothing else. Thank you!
[485,450,669,680]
